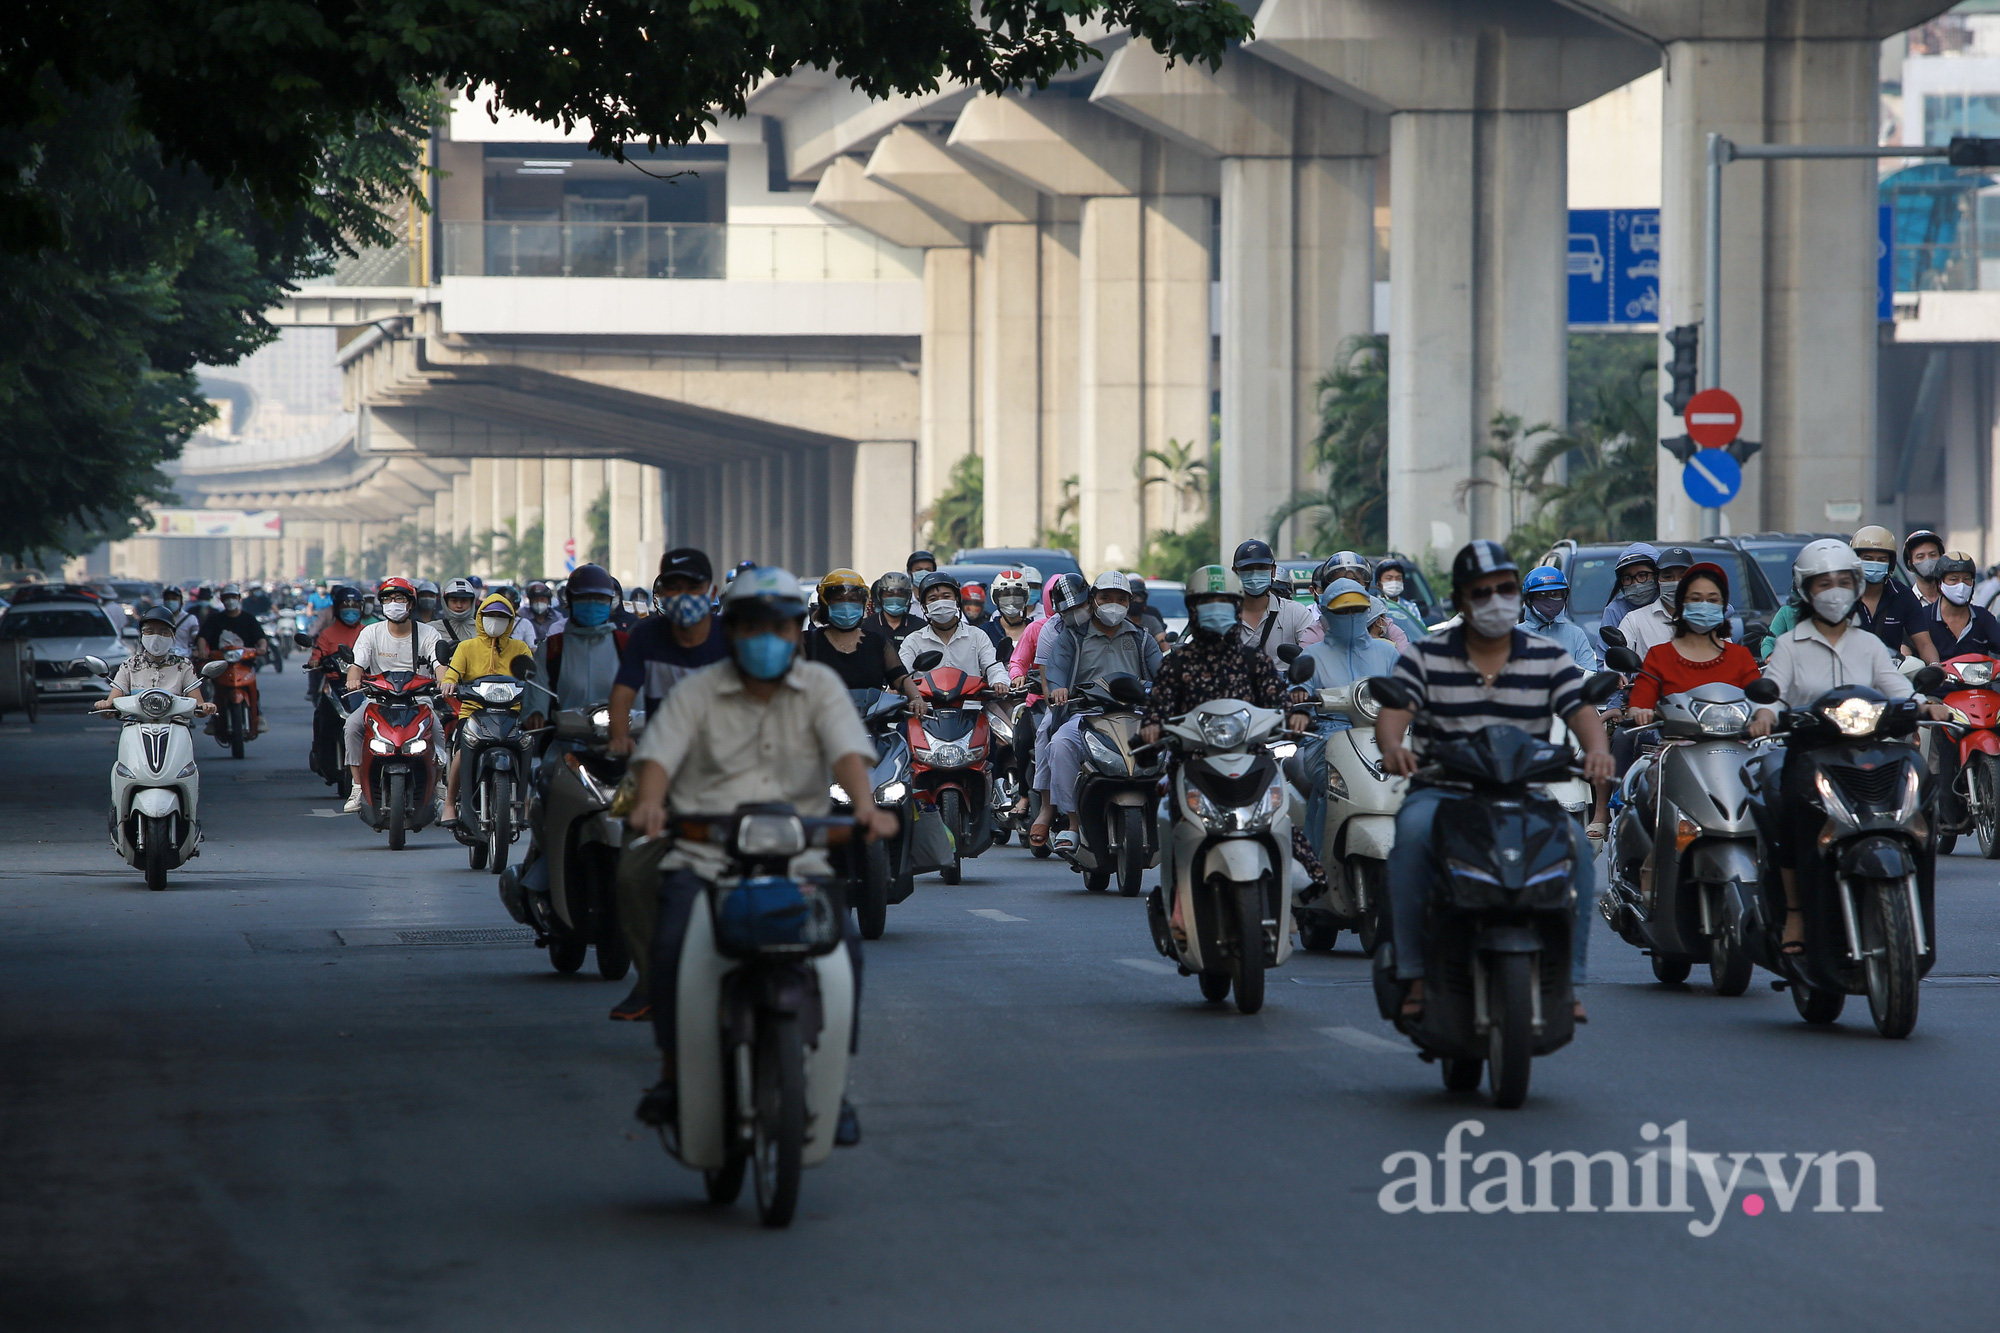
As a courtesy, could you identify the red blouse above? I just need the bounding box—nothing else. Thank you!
[1628,640,1762,711]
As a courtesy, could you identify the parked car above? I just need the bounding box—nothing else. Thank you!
[950,548,1083,582]
[1141,579,1187,639]
[0,595,129,700]
[1537,539,1781,652]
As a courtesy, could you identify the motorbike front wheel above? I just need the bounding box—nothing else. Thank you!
[1974,753,2000,859]
[1232,882,1266,1015]
[467,839,488,870]
[143,814,171,891]
[1708,930,1753,996]
[548,930,588,974]
[1353,862,1384,955]
[595,926,630,981]
[1863,877,1921,1039]
[857,840,890,940]
[386,770,408,851]
[752,1018,806,1228]
[229,701,247,760]
[1441,1057,1483,1092]
[1197,971,1232,1002]
[1487,952,1534,1109]
[1792,979,1845,1025]
[938,790,963,885]
[486,772,513,875]
[1116,806,1145,897]
[1650,954,1693,985]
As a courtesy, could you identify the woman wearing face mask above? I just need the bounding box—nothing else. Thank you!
[437,592,536,829]
[863,572,920,647]
[1621,564,1761,727]
[802,569,923,711]
[1910,552,2000,665]
[94,610,217,719]
[1294,579,1401,858]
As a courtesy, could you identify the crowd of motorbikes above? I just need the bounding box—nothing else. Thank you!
[61,557,1993,1222]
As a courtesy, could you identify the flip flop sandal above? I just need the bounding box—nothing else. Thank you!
[1028,825,1050,848]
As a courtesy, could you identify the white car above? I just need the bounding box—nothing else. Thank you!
[1142,579,1188,640]
[0,599,130,700]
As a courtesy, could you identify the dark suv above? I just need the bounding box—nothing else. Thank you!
[1537,539,1783,651]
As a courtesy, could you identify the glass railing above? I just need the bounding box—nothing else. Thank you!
[440,222,922,282]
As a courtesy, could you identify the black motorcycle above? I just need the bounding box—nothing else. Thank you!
[1369,670,1621,1109]
[832,687,918,939]
[299,635,356,799]
[448,654,536,873]
[1055,673,1163,896]
[1738,676,1942,1038]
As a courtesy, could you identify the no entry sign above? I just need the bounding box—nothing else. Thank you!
[1683,388,1743,449]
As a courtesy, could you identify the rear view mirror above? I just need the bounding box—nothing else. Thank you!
[1285,655,1317,685]
[1106,674,1146,706]
[435,647,455,669]
[1366,675,1415,712]
[1275,643,1302,664]
[1740,620,1771,652]
[1911,665,1947,696]
[1603,646,1644,675]
[199,660,229,680]
[294,632,313,650]
[1579,670,1623,707]
[75,655,109,677]
[509,656,534,680]
[1598,625,1628,649]
[1745,678,1782,706]
[911,650,943,672]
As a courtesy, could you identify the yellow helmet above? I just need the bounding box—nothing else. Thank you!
[815,568,868,624]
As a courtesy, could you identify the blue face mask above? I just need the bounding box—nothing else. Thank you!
[337,607,361,626]
[881,597,910,618]
[1193,601,1238,635]
[663,593,709,628]
[827,602,865,630]
[1237,570,1274,596]
[570,598,612,628]
[1680,601,1727,633]
[1859,560,1890,585]
[733,632,795,681]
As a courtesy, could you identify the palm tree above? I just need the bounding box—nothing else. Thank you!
[1139,438,1209,532]
[1263,334,1389,554]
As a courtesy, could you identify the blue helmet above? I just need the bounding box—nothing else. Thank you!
[1522,566,1569,597]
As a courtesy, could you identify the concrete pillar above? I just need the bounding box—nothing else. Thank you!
[338,521,363,576]
[450,470,473,547]
[979,221,1045,546]
[542,458,573,577]
[1142,195,1214,541]
[638,463,665,589]
[606,458,643,586]
[573,459,606,566]
[474,457,503,576]
[921,247,977,511]
[1040,205,1082,538]
[1078,196,1146,574]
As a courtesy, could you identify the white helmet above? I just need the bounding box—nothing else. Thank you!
[1792,539,1863,599]
[990,569,1032,617]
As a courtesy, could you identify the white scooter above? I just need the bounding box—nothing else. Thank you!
[84,655,213,890]
[1145,699,1297,1014]
[1297,680,1406,954]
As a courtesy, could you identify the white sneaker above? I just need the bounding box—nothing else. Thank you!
[343,789,363,813]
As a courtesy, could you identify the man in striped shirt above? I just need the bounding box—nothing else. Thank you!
[1375,541,1614,1020]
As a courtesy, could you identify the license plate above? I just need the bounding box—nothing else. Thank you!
[43,680,88,692]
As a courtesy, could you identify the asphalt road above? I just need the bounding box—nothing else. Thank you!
[4,674,1999,1331]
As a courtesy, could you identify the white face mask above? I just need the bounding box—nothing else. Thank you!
[1096,603,1129,628]
[1811,587,1858,623]
[925,600,960,628]
[1943,582,1975,606]
[1379,578,1404,600]
[382,601,411,622]
[482,615,512,636]
[1467,595,1521,638]
[141,634,172,657]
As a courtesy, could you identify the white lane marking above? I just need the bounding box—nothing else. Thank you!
[1117,957,1180,976]
[304,809,344,818]
[1318,1025,1408,1055]
[968,908,1027,922]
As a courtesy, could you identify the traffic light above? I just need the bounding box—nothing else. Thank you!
[1662,323,1699,416]
[1948,136,2000,167]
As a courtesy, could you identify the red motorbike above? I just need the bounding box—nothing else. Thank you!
[1933,653,2000,857]
[206,646,261,760]
[353,668,442,849]
[906,654,997,884]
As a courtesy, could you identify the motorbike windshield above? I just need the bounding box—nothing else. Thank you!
[1427,725,1572,787]
[922,710,979,743]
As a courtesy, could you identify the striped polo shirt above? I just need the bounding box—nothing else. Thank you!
[1392,625,1586,748]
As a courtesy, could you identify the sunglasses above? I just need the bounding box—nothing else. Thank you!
[1463,581,1520,604]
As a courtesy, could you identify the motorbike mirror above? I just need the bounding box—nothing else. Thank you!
[1275,643,1302,664]
[1163,630,1181,645]
[1285,655,1318,686]
[74,655,109,677]
[293,632,313,650]
[1365,674,1415,712]
[509,656,535,680]
[1744,677,1782,706]
[1579,670,1623,707]
[1598,625,1628,649]
[1602,645,1644,675]
[911,650,943,672]
[435,647,454,669]
[1739,619,1771,651]
[199,660,230,680]
[1911,665,1947,696]
[1106,674,1146,706]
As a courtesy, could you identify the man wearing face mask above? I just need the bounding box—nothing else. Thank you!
[521,580,561,638]
[1372,560,1428,639]
[156,585,202,657]
[1376,542,1613,1022]
[863,571,920,647]
[412,579,442,626]
[1904,529,1946,609]
[1911,551,2000,665]
[303,585,367,698]
[959,580,1009,655]
[625,567,895,1145]
[1846,525,1923,655]
[1038,571,1164,852]
[907,550,938,577]
[341,578,444,812]
[988,569,1035,654]
[1229,539,1321,664]
[608,548,727,758]
[897,571,1011,693]
[196,583,271,734]
[1615,546,1698,657]
[1600,543,1661,634]
[438,592,536,829]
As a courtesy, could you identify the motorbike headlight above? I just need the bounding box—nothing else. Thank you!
[829,782,851,804]
[1350,678,1382,724]
[1445,857,1502,886]
[1814,769,1859,826]
[176,761,197,778]
[1198,709,1249,752]
[1821,696,1885,738]
[1956,660,1994,686]
[928,741,969,769]
[1894,763,1922,825]
[1693,700,1750,736]
[369,737,395,755]
[874,780,907,805]
[589,706,611,740]
[1246,779,1285,831]
[737,812,805,857]
[1184,784,1226,828]
[1084,730,1124,771]
[114,761,137,779]
[404,738,428,754]
[1325,766,1350,802]
[1525,859,1573,888]
[989,713,1015,744]
[1268,739,1297,761]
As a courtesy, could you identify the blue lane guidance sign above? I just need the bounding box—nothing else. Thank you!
[1567,208,1660,327]
[1682,449,1743,509]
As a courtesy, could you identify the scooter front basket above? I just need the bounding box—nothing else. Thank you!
[712,876,844,959]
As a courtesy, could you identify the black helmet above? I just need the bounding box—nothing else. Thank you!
[1936,551,1979,581]
[330,584,362,608]
[907,549,938,572]
[1450,540,1519,594]
[1048,572,1090,617]
[1231,538,1275,570]
[874,571,914,601]
[1904,529,1945,566]
[917,570,961,600]
[564,564,621,605]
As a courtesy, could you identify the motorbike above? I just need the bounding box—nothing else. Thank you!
[503,701,634,979]
[205,645,259,759]
[1366,668,1622,1108]
[352,660,442,849]
[448,656,535,874]
[1144,697,1300,1015]
[1737,677,1942,1038]
[297,632,356,799]
[1014,687,1052,858]
[1925,653,2000,857]
[831,687,917,939]
[1054,673,1163,896]
[80,655,208,890]
[258,615,287,672]
[1297,678,1405,954]
[905,652,997,884]
[650,804,859,1229]
[1602,680,1770,995]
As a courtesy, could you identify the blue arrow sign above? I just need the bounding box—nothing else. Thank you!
[1682,448,1743,509]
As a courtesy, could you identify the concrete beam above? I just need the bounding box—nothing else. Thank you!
[948,95,1219,198]
[746,73,974,181]
[1091,41,1386,159]
[809,157,969,249]
[864,126,1041,225]
[1568,0,1953,43]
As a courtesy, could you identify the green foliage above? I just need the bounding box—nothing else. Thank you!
[486,517,544,586]
[586,489,611,566]
[1264,335,1389,555]
[1141,447,1220,583]
[1,2,1251,254]
[922,453,983,561]
[1039,474,1079,554]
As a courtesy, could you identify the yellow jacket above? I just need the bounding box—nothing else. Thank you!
[442,594,534,709]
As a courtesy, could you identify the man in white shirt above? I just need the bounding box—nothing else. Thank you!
[1615,545,1696,657]
[898,571,1011,693]
[340,578,444,811]
[1229,539,1322,663]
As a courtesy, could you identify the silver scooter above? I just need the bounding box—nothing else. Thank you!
[1297,679,1405,953]
[1603,680,1774,994]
